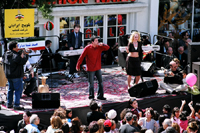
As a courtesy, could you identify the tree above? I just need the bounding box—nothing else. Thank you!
[0,0,55,52]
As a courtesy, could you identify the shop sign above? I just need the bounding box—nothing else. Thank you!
[4,9,34,38]
[35,0,135,6]
[17,40,46,50]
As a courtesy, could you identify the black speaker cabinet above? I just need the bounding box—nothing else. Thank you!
[188,43,200,72]
[192,62,200,89]
[141,62,156,77]
[128,79,158,98]
[32,93,60,109]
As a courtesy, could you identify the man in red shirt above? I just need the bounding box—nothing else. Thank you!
[76,36,110,100]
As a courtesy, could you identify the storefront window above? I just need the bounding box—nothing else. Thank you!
[193,0,200,42]
[158,0,192,39]
[59,17,80,41]
[107,14,126,47]
[83,15,104,46]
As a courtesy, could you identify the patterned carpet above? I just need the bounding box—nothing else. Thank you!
[0,68,165,113]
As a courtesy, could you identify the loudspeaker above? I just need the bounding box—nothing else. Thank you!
[128,79,158,98]
[188,43,200,72]
[32,93,60,109]
[141,62,156,77]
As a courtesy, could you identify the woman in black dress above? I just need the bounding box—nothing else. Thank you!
[126,32,143,88]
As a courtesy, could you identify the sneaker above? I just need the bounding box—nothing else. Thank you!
[6,105,13,108]
[97,97,107,100]
[14,106,24,110]
[74,73,80,78]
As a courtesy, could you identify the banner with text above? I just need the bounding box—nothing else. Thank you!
[17,40,45,50]
[5,9,34,38]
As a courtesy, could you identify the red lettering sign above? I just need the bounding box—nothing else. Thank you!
[119,27,124,36]
[63,0,67,4]
[85,29,92,38]
[58,0,62,4]
[109,28,114,37]
[68,0,77,4]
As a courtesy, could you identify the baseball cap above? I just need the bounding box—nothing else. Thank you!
[104,119,112,127]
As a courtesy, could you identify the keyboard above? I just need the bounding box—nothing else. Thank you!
[58,49,84,57]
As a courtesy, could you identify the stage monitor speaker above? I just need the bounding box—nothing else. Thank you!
[188,43,200,72]
[192,62,200,89]
[141,62,156,77]
[118,34,130,46]
[128,79,158,98]
[32,93,60,109]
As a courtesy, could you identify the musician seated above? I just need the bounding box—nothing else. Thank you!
[23,60,37,97]
[163,61,187,92]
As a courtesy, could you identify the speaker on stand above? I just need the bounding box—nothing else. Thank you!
[188,42,200,72]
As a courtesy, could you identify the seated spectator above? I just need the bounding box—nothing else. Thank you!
[46,116,63,133]
[24,114,40,133]
[175,46,187,69]
[163,61,188,92]
[179,31,189,50]
[127,97,145,119]
[17,111,32,133]
[161,47,176,68]
[71,117,82,133]
[88,121,99,133]
[138,108,159,133]
[52,107,69,133]
[87,100,106,125]
[162,104,171,118]
[97,119,105,133]
[104,119,112,133]
[168,32,179,55]
[119,112,137,133]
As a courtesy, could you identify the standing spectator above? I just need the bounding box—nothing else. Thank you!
[171,100,186,124]
[168,32,179,55]
[2,41,28,110]
[17,111,32,133]
[24,114,40,133]
[175,46,187,69]
[161,47,176,68]
[104,120,112,133]
[119,112,137,133]
[138,109,159,133]
[172,123,180,133]
[46,116,63,133]
[186,121,199,133]
[88,121,99,133]
[161,119,172,133]
[127,97,145,119]
[97,119,105,133]
[179,31,189,50]
[162,104,171,118]
[71,117,82,133]
[87,100,106,125]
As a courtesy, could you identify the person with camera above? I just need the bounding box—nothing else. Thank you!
[163,61,187,92]
[2,41,29,110]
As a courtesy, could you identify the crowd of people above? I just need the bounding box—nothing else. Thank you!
[0,97,199,133]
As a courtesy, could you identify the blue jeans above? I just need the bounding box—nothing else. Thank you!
[88,70,104,98]
[7,78,23,107]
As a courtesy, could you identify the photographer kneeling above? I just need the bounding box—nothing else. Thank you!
[161,61,187,93]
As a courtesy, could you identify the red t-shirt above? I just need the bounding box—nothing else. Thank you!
[76,44,110,71]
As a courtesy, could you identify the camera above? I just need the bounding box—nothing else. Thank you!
[164,69,172,76]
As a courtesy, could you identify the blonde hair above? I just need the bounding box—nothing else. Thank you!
[97,119,105,133]
[129,32,141,43]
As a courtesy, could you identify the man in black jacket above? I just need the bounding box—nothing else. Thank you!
[2,41,28,110]
[67,24,83,78]
[87,100,105,125]
[175,46,187,69]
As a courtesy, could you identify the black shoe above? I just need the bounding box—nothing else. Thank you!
[88,96,94,99]
[14,106,24,110]
[97,97,106,100]
[6,105,13,108]
[24,93,32,97]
